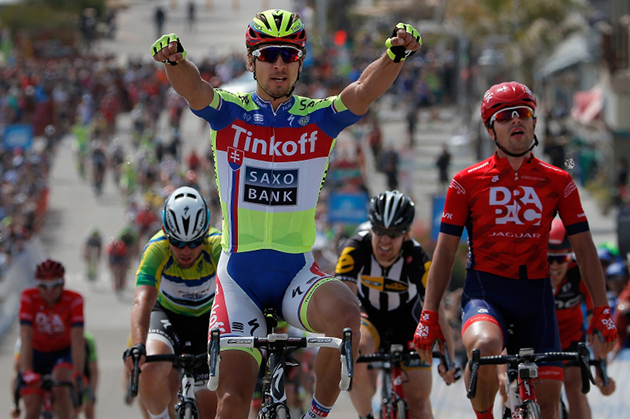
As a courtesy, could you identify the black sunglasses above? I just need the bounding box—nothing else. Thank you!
[547,254,571,264]
[252,45,303,63]
[372,227,407,239]
[167,235,205,249]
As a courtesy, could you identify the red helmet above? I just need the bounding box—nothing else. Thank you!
[548,218,571,251]
[35,259,65,280]
[481,81,537,126]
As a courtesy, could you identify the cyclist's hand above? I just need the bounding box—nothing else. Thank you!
[596,375,616,396]
[151,33,187,66]
[587,306,618,357]
[385,23,422,63]
[413,309,445,364]
[123,343,147,374]
[22,370,41,387]
[437,361,462,385]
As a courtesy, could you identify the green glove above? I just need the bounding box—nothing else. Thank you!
[151,33,187,66]
[385,23,422,63]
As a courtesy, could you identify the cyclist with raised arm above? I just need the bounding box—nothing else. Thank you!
[150,8,421,419]
[123,186,221,419]
[413,81,618,419]
[18,259,85,419]
[336,190,457,419]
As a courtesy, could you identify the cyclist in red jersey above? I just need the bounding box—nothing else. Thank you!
[537,219,614,418]
[18,259,85,419]
[413,81,617,419]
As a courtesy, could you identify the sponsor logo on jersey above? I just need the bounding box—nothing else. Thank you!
[564,180,577,198]
[231,124,319,157]
[450,180,466,194]
[488,231,542,238]
[489,186,542,225]
[244,166,298,206]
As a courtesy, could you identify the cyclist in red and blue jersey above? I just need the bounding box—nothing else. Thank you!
[547,219,616,419]
[413,81,617,419]
[18,259,85,419]
[150,8,422,419]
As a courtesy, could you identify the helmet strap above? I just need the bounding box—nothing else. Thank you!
[492,127,539,158]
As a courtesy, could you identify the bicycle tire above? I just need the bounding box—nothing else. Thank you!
[522,399,541,419]
[394,398,408,419]
[276,405,289,419]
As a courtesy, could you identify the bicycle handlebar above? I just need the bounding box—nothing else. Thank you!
[127,351,206,398]
[356,345,462,383]
[208,327,354,392]
[466,342,595,400]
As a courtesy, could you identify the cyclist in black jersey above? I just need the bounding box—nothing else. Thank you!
[336,191,456,419]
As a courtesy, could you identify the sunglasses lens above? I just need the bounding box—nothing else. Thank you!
[494,108,533,123]
[37,279,63,289]
[169,236,204,249]
[373,228,405,239]
[257,47,301,63]
[548,255,569,264]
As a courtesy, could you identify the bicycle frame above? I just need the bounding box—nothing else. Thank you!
[208,328,354,419]
[12,374,78,419]
[356,344,458,419]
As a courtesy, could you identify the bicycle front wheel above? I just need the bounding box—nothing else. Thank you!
[394,399,409,419]
[522,400,541,419]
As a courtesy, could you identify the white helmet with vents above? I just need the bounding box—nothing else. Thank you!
[162,187,210,242]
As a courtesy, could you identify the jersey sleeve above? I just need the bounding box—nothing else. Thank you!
[18,289,34,326]
[208,228,222,264]
[439,172,468,236]
[136,239,168,288]
[69,291,85,327]
[335,234,365,284]
[557,175,589,235]
[190,89,242,131]
[411,244,432,289]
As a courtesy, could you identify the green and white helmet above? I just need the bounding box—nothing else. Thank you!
[246,9,307,49]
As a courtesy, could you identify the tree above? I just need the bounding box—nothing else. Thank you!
[444,0,591,85]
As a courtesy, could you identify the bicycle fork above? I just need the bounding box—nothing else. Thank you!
[175,373,199,419]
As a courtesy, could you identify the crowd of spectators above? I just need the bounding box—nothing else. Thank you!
[0,8,462,282]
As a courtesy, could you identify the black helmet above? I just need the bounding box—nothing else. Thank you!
[368,190,415,231]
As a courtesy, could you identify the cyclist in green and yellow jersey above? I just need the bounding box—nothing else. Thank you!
[123,186,221,419]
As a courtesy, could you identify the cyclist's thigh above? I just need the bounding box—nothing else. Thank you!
[210,251,269,338]
[403,368,432,401]
[169,310,211,385]
[280,251,341,333]
[358,316,379,353]
[147,304,179,353]
[363,305,419,351]
[501,277,561,365]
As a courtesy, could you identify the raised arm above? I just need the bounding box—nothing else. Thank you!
[340,24,421,116]
[151,34,215,111]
